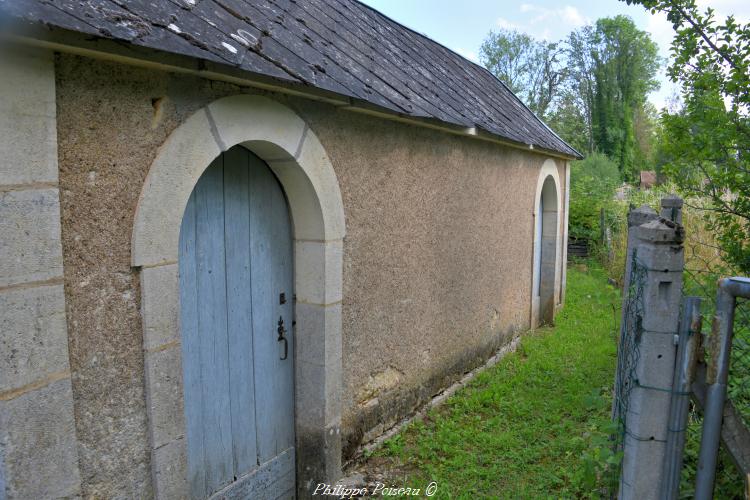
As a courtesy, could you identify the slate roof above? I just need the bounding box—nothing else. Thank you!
[0,0,581,158]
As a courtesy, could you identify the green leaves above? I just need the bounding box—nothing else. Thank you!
[479,29,566,118]
[625,0,750,274]
[569,153,621,241]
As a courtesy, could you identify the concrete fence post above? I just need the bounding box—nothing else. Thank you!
[618,197,685,500]
[612,205,659,422]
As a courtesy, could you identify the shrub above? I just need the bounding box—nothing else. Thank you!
[569,152,622,243]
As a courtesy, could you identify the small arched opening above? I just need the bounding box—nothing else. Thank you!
[531,161,561,328]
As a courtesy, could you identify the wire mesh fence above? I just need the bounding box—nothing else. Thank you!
[607,200,750,497]
[683,240,750,429]
[680,235,750,497]
[610,249,647,496]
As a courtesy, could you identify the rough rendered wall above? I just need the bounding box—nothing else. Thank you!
[54,54,565,494]
[294,104,558,454]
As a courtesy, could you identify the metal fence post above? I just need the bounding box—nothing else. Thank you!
[661,296,702,499]
[695,277,750,498]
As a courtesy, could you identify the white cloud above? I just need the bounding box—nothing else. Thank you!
[517,3,589,28]
[695,0,750,23]
[495,17,521,30]
[561,6,587,27]
[455,47,480,63]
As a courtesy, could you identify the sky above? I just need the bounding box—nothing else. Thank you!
[359,0,750,111]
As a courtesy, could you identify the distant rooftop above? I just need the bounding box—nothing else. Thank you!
[0,0,582,159]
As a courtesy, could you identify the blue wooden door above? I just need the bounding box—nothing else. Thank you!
[179,145,295,499]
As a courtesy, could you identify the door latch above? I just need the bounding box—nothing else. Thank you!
[277,316,288,360]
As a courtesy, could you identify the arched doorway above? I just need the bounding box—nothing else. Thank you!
[132,95,345,499]
[531,161,561,328]
[178,146,295,497]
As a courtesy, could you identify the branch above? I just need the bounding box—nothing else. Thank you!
[667,0,738,70]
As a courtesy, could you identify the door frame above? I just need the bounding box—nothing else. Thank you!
[530,159,561,328]
[132,95,345,499]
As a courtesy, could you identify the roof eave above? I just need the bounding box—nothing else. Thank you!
[0,22,582,161]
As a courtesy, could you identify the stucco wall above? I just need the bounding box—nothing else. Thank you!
[54,54,567,496]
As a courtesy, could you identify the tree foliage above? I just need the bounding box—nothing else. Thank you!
[479,18,660,180]
[624,0,750,273]
[479,29,566,117]
[588,16,660,180]
[569,153,622,241]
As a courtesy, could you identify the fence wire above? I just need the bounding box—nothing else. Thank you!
[610,249,647,495]
[683,238,750,428]
[681,236,750,496]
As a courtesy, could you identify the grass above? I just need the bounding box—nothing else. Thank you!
[367,262,622,498]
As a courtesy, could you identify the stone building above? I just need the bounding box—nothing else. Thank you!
[0,0,580,498]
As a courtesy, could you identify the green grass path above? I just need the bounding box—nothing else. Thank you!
[375,264,621,498]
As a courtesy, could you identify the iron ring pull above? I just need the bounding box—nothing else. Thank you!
[277,316,288,360]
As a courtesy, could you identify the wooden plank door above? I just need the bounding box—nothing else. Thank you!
[179,145,295,499]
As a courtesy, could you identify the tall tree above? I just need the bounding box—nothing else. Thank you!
[625,0,750,273]
[588,16,660,179]
[565,26,597,153]
[479,29,566,118]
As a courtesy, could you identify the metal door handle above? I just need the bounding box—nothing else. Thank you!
[277,316,288,360]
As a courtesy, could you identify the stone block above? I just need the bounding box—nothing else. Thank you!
[294,240,343,305]
[628,205,658,228]
[131,109,221,267]
[269,160,327,241]
[144,346,185,449]
[141,264,180,351]
[0,378,81,499]
[296,421,341,499]
[641,277,683,334]
[660,195,683,224]
[0,46,58,185]
[296,360,326,426]
[152,438,188,500]
[0,284,70,392]
[292,134,346,241]
[295,302,342,365]
[207,95,306,157]
[0,188,64,287]
[636,219,683,244]
[635,243,684,272]
[295,301,342,432]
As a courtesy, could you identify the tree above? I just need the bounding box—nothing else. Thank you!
[588,16,660,179]
[540,18,659,169]
[546,90,590,155]
[624,0,750,272]
[569,153,622,242]
[479,29,566,118]
[565,26,597,153]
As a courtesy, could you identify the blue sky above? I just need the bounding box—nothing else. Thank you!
[359,0,749,110]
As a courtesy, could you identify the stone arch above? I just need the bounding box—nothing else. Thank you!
[132,94,345,498]
[531,159,561,328]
